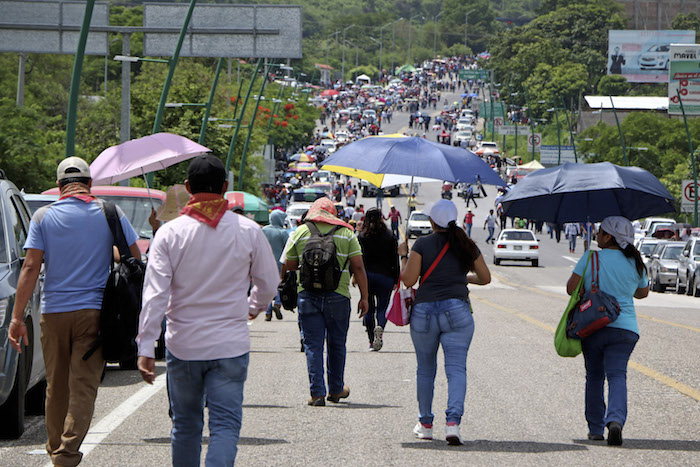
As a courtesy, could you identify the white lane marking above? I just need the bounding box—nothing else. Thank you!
[562,256,578,263]
[43,372,167,467]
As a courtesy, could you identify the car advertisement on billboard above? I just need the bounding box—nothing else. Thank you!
[668,44,700,115]
[608,30,696,83]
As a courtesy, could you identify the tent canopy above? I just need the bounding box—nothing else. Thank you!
[356,74,371,82]
[519,160,545,170]
[396,64,418,73]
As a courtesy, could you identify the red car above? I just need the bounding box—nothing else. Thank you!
[42,186,167,255]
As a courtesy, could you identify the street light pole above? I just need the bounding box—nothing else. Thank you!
[559,96,578,163]
[342,24,355,81]
[380,20,399,78]
[609,95,628,166]
[407,15,422,65]
[433,12,443,59]
[392,18,404,74]
[464,9,476,51]
[677,91,699,227]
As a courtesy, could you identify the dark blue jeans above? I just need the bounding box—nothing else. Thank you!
[298,291,351,397]
[362,271,395,343]
[582,327,639,436]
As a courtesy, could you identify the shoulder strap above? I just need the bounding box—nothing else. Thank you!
[591,251,600,287]
[102,201,132,259]
[420,241,450,285]
[306,222,321,237]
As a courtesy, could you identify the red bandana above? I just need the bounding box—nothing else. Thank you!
[59,182,97,203]
[181,193,229,228]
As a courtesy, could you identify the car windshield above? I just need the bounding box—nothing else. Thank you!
[26,199,55,214]
[649,223,672,234]
[661,246,683,260]
[97,195,163,239]
[411,213,429,221]
[502,231,535,241]
[287,207,309,217]
[639,242,658,255]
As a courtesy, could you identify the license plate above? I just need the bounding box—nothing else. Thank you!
[513,245,522,250]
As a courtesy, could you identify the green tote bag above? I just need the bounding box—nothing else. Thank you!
[554,252,592,357]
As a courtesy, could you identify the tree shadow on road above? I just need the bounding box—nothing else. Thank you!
[573,438,700,451]
[144,436,289,446]
[402,439,588,452]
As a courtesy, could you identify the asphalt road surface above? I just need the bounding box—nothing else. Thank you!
[1,88,698,466]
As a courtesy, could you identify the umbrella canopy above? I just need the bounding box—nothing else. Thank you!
[224,191,269,224]
[519,160,545,170]
[290,153,315,162]
[291,163,318,172]
[651,228,675,239]
[396,64,418,73]
[320,89,339,97]
[500,162,676,224]
[320,135,506,188]
[90,133,211,185]
[155,184,190,222]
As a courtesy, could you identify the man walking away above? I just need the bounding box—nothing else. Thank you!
[9,157,140,467]
[376,188,385,211]
[466,184,478,208]
[565,222,580,253]
[136,155,279,466]
[484,209,497,244]
[283,198,369,406]
[387,206,402,239]
[263,210,289,321]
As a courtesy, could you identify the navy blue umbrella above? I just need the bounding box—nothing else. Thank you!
[500,162,676,223]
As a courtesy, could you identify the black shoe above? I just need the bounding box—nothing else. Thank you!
[264,314,272,322]
[308,396,325,406]
[300,338,305,352]
[588,433,604,441]
[273,304,283,320]
[607,422,623,446]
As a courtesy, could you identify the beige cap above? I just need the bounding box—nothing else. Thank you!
[57,157,91,181]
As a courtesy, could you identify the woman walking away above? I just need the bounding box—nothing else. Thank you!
[398,199,491,445]
[358,208,399,351]
[566,216,648,446]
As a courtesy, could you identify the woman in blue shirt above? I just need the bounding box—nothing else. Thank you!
[566,216,649,446]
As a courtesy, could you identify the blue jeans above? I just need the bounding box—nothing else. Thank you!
[465,223,472,237]
[362,272,395,343]
[582,328,639,436]
[298,291,351,397]
[410,298,475,425]
[485,226,495,242]
[568,234,577,251]
[166,350,249,467]
[391,221,400,239]
[265,291,282,317]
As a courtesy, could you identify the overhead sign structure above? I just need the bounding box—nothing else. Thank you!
[458,69,489,81]
[143,3,303,59]
[479,101,505,119]
[681,179,698,211]
[668,44,700,115]
[0,1,109,55]
[608,29,696,83]
[526,133,542,150]
[497,125,530,136]
[540,145,576,165]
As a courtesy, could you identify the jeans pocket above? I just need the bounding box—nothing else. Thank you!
[410,308,431,334]
[325,294,351,321]
[444,300,473,330]
[214,354,249,383]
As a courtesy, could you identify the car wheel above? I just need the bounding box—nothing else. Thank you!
[687,274,695,296]
[25,379,46,415]
[0,337,28,439]
[676,274,686,294]
[650,275,660,292]
[694,275,700,297]
[493,257,500,265]
[532,259,538,267]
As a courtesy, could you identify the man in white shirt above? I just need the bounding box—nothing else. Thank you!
[136,155,279,465]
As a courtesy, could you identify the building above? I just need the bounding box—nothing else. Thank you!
[617,1,699,29]
[579,95,670,132]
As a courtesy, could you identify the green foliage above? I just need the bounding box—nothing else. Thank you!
[671,12,700,35]
[347,65,381,81]
[596,75,631,96]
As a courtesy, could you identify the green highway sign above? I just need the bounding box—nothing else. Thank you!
[458,69,490,80]
[479,101,505,119]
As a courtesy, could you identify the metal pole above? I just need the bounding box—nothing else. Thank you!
[514,116,518,157]
[391,23,396,74]
[16,53,26,107]
[355,46,358,82]
[225,58,263,174]
[555,106,561,165]
[238,61,273,190]
[152,0,197,136]
[560,96,578,163]
[104,55,108,94]
[609,95,628,166]
[65,0,96,157]
[524,88,536,162]
[118,33,131,186]
[379,28,383,78]
[408,21,412,64]
[198,57,224,145]
[677,91,698,227]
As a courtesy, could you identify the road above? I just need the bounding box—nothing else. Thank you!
[1,87,698,466]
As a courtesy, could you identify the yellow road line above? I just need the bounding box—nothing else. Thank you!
[472,296,700,402]
[491,273,700,333]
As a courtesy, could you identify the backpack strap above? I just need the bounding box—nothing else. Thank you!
[591,250,600,288]
[102,200,132,259]
[420,241,450,285]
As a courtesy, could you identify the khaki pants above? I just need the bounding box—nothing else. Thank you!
[40,309,104,467]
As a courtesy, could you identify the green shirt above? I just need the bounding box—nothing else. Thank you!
[286,222,362,298]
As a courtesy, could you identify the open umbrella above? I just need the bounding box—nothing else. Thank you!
[90,132,211,186]
[321,89,339,97]
[500,162,676,223]
[224,191,269,224]
[290,153,315,162]
[291,163,318,172]
[651,228,675,239]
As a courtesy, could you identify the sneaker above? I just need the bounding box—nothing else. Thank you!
[273,304,283,320]
[372,326,384,351]
[308,396,325,407]
[264,314,272,322]
[413,422,433,440]
[607,421,623,446]
[327,386,350,403]
[445,424,463,445]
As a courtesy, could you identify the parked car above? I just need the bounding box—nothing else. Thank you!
[455,118,474,131]
[493,229,539,267]
[320,139,337,154]
[645,241,668,276]
[21,193,59,214]
[284,203,312,229]
[42,186,167,256]
[0,171,45,439]
[640,217,674,237]
[407,211,432,238]
[360,180,399,197]
[637,238,661,265]
[452,130,473,147]
[676,236,700,296]
[648,241,685,292]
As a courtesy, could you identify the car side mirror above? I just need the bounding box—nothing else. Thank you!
[651,254,660,259]
[537,239,541,242]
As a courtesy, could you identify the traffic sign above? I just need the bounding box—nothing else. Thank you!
[526,133,542,150]
[458,69,490,81]
[540,145,577,165]
[681,179,698,210]
[493,117,504,126]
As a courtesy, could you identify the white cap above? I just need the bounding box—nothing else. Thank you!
[429,199,458,228]
[57,157,91,181]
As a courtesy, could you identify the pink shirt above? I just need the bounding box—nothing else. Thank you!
[137,212,279,360]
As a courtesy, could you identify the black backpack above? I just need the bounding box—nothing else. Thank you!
[300,223,347,293]
[83,201,145,366]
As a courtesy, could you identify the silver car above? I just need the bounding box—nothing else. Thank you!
[649,242,685,293]
[676,236,700,296]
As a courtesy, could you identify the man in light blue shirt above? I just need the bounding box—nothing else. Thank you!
[9,157,139,467]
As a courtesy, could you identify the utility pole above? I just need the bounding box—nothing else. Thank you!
[342,24,355,81]
[16,53,26,107]
[433,12,443,59]
[464,9,475,51]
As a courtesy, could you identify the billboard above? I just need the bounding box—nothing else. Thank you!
[668,44,700,115]
[608,30,695,83]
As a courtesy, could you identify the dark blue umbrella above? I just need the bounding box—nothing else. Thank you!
[461,93,468,98]
[469,93,478,98]
[321,135,506,187]
[500,162,676,223]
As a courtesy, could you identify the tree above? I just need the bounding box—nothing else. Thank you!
[596,75,630,96]
[672,12,700,36]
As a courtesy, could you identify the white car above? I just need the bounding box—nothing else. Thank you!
[335,131,349,143]
[407,211,433,238]
[493,229,539,267]
[456,118,473,130]
[320,139,337,154]
[460,109,474,119]
[284,203,312,229]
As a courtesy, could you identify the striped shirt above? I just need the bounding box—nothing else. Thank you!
[285,222,362,298]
